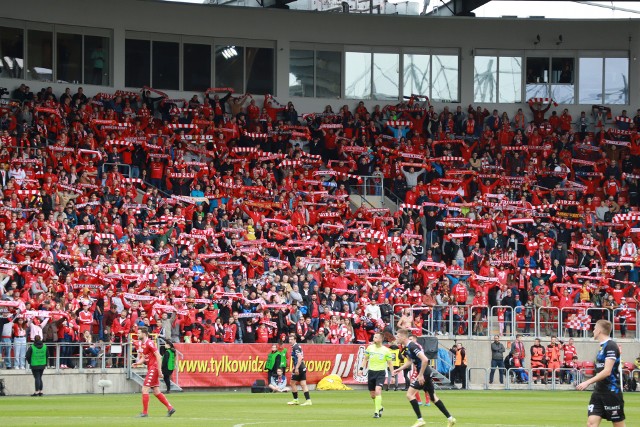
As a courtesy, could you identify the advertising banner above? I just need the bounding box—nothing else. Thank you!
[174,343,368,388]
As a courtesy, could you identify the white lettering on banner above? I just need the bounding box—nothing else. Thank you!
[329,345,367,383]
[331,353,354,378]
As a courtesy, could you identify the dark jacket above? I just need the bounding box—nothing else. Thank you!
[491,341,506,360]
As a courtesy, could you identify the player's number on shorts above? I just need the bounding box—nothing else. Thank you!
[588,405,594,413]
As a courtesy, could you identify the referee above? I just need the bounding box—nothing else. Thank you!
[361,332,394,419]
[577,319,626,427]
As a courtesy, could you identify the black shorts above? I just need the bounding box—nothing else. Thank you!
[291,368,307,383]
[368,370,386,391]
[410,367,435,401]
[588,392,625,422]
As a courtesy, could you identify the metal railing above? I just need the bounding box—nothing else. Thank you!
[101,162,131,178]
[0,341,131,373]
[488,306,516,338]
[348,175,385,207]
[536,307,560,337]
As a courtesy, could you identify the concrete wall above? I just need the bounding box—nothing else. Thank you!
[1,0,639,117]
[0,369,138,396]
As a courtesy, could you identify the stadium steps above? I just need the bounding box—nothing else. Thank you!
[431,370,457,390]
[129,371,183,393]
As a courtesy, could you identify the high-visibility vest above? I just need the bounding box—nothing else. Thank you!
[390,348,401,368]
[455,349,467,366]
[31,344,47,367]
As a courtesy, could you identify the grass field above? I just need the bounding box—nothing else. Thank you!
[0,390,637,426]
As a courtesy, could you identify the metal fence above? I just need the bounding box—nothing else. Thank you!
[0,341,131,373]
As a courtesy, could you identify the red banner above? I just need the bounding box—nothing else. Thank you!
[174,343,368,388]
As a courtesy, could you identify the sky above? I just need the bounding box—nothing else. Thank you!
[163,0,640,18]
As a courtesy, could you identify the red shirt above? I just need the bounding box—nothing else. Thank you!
[142,338,159,369]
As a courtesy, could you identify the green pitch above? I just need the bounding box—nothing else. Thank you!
[0,390,637,426]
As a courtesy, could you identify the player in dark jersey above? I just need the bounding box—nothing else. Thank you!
[394,329,456,427]
[287,333,312,406]
[577,319,625,426]
[134,327,175,418]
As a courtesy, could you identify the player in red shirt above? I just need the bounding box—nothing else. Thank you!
[135,327,176,418]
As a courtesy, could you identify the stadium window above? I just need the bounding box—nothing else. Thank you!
[56,33,82,84]
[27,30,53,82]
[289,49,314,97]
[215,45,244,93]
[315,50,341,98]
[125,39,150,88]
[152,41,179,90]
[246,47,274,95]
[431,54,459,102]
[372,53,399,100]
[578,56,628,105]
[345,51,372,99]
[402,53,429,99]
[473,56,497,103]
[498,56,522,103]
[183,43,211,92]
[84,35,109,86]
[0,26,24,79]
[604,57,629,105]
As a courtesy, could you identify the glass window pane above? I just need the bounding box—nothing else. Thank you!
[372,53,399,100]
[183,43,211,92]
[403,54,429,98]
[316,51,341,98]
[152,41,179,90]
[604,57,629,105]
[84,36,109,86]
[526,83,549,100]
[473,56,497,103]
[0,27,24,79]
[125,39,150,88]
[246,47,274,95]
[526,57,549,83]
[552,58,574,84]
[432,54,458,102]
[27,30,52,82]
[289,49,314,97]
[215,45,244,93]
[56,33,82,84]
[579,58,603,104]
[498,56,522,103]
[345,52,371,99]
[551,84,574,104]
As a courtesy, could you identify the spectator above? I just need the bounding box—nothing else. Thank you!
[489,335,506,385]
[268,367,290,393]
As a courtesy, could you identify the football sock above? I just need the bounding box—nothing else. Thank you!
[156,392,171,409]
[410,399,422,418]
[435,400,451,418]
[424,392,430,403]
[292,392,298,400]
[304,391,310,400]
[374,395,382,413]
[415,393,422,403]
[142,393,150,414]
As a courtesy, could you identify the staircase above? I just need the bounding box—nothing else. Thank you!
[129,370,183,393]
[430,362,457,390]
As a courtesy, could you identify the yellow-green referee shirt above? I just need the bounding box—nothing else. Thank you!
[365,344,393,371]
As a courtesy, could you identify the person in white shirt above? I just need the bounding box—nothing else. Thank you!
[620,237,637,258]
[29,317,49,342]
[365,301,382,320]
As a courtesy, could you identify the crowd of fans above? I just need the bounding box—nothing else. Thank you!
[0,81,639,370]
